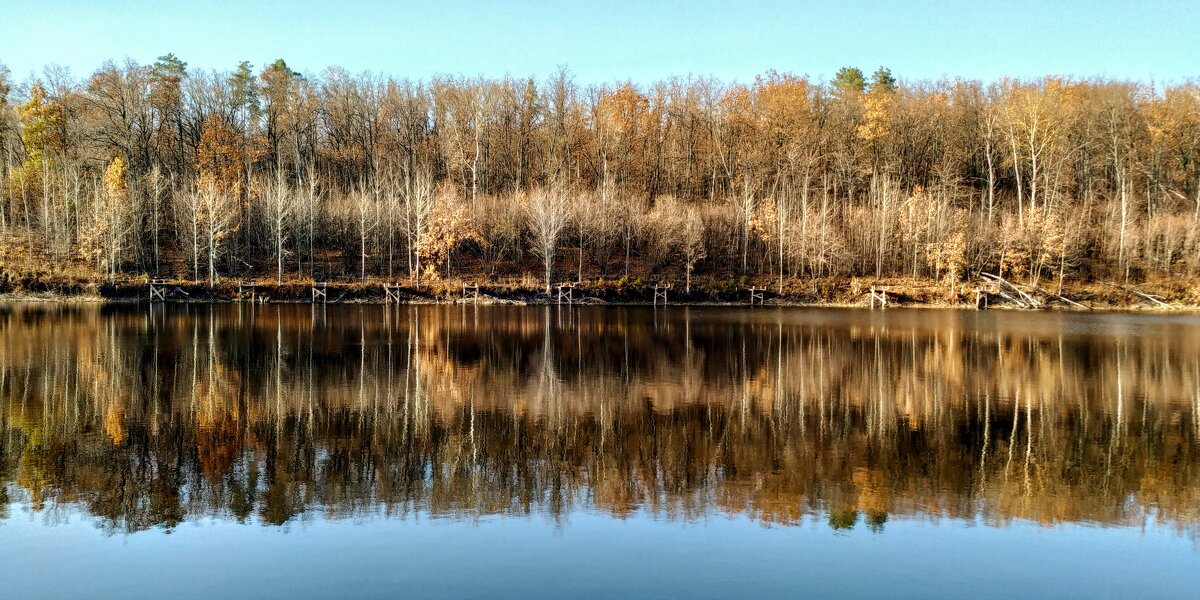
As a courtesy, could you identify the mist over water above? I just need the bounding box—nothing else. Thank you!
[2,304,1199,597]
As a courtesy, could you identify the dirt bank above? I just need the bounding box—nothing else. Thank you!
[2,272,1198,311]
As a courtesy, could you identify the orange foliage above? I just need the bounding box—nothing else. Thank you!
[196,114,244,195]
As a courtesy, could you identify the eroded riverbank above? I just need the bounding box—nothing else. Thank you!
[2,274,1197,310]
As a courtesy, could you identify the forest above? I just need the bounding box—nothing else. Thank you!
[0,58,1198,298]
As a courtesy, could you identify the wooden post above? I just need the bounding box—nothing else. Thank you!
[462,283,480,304]
[748,286,764,306]
[312,282,327,303]
[556,283,575,305]
[974,287,988,310]
[384,283,402,304]
[237,280,256,302]
[870,285,888,309]
[653,284,668,306]
[149,279,168,302]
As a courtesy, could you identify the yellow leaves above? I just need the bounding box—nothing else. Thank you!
[103,156,127,201]
[8,81,64,199]
[643,196,706,273]
[856,90,894,144]
[928,229,967,292]
[103,404,126,446]
[750,197,776,242]
[900,186,943,251]
[1001,78,1073,143]
[6,158,43,201]
[902,185,934,224]
[79,156,135,274]
[1146,84,1200,163]
[719,73,819,170]
[17,82,65,162]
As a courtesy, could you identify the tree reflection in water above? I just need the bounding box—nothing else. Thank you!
[1,304,1197,536]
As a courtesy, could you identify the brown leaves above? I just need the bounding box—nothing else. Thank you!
[196,114,244,196]
[1000,209,1068,284]
[597,84,650,138]
[416,190,479,280]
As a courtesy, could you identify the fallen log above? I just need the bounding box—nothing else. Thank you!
[1130,289,1172,308]
[1045,292,1088,310]
[979,273,1041,309]
[1013,280,1088,310]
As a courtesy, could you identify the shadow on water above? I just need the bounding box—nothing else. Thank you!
[1,303,1198,537]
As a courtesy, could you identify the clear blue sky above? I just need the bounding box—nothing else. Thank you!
[1,0,1196,84]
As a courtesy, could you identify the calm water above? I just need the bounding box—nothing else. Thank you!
[1,303,1199,598]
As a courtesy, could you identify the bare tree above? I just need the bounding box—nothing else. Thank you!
[197,181,238,286]
[352,182,378,283]
[526,185,569,293]
[146,164,166,273]
[173,185,202,279]
[3,59,1200,292]
[263,170,293,283]
[406,167,435,287]
[681,209,706,294]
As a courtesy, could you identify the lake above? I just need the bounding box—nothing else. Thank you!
[1,303,1198,598]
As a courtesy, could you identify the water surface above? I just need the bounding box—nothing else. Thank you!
[2,304,1198,598]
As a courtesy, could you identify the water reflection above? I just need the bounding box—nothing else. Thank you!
[1,304,1198,536]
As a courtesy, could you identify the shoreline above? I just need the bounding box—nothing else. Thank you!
[2,277,1196,312]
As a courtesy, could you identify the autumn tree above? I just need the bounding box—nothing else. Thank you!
[417,185,477,281]
[195,115,243,285]
[80,157,132,280]
[2,58,1199,293]
[0,63,13,234]
[87,60,152,172]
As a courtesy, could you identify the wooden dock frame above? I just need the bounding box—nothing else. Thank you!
[653,284,669,306]
[462,283,481,304]
[237,280,257,302]
[973,286,990,310]
[149,279,169,302]
[383,283,403,304]
[869,285,889,309]
[748,286,764,306]
[312,282,328,303]
[556,283,576,305]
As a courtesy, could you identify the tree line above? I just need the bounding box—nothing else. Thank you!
[1,58,1198,292]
